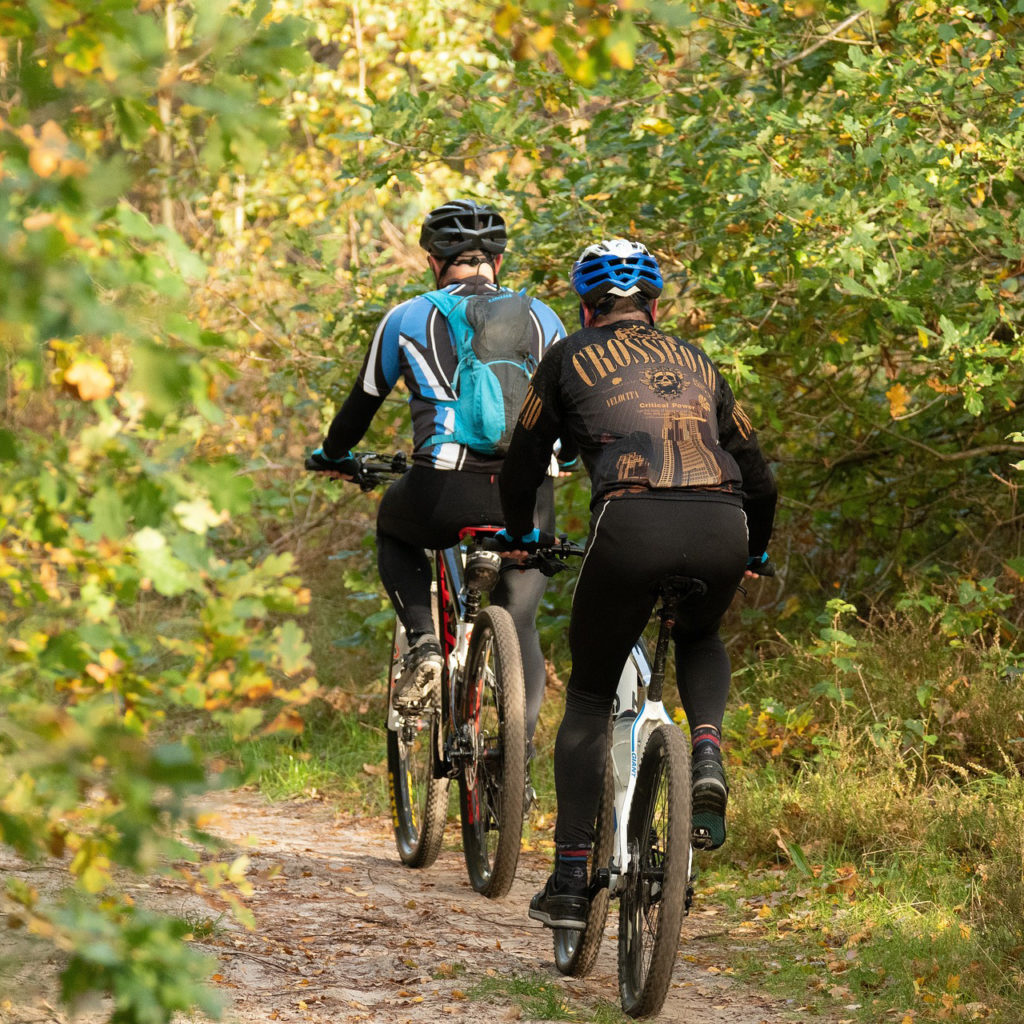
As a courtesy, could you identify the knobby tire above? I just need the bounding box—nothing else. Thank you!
[386,622,449,868]
[457,605,526,899]
[618,724,691,1018]
[553,719,615,976]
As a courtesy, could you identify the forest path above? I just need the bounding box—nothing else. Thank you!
[164,790,806,1024]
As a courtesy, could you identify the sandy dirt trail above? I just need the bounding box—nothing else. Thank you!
[2,790,807,1024]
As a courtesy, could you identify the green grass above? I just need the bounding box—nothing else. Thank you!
[709,609,1024,1024]
[471,972,627,1023]
[205,698,392,810]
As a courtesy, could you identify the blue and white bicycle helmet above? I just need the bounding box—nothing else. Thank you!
[570,239,663,304]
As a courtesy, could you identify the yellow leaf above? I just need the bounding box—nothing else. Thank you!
[639,117,674,136]
[23,212,57,231]
[207,670,232,692]
[529,25,556,53]
[85,662,109,683]
[917,326,930,348]
[608,39,635,70]
[261,708,305,735]
[64,359,115,401]
[99,649,123,672]
[244,680,274,701]
[886,382,910,418]
[493,3,520,37]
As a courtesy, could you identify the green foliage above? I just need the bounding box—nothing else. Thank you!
[55,902,223,1024]
[322,0,1024,612]
[1,2,317,1021]
[4,0,1024,1018]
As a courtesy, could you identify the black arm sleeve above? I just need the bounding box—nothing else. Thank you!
[322,388,386,460]
[500,345,566,537]
[716,378,778,557]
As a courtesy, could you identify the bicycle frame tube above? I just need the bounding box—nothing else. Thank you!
[435,547,471,758]
[608,696,674,895]
[606,639,665,894]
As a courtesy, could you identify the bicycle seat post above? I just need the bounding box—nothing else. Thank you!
[646,599,677,705]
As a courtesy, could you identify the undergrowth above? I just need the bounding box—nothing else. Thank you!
[246,567,1024,1024]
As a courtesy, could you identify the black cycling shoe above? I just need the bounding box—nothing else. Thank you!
[392,634,442,710]
[691,743,729,851]
[528,874,589,929]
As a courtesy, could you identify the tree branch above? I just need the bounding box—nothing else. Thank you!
[773,9,871,71]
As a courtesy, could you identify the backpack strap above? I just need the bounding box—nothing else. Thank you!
[423,290,470,448]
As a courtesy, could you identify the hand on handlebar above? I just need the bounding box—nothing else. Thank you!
[493,527,555,557]
[305,447,358,478]
[744,551,776,578]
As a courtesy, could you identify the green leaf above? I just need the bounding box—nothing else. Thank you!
[0,429,19,461]
[130,342,193,416]
[132,528,195,597]
[274,620,312,675]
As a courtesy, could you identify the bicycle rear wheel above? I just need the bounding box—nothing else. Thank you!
[457,605,526,898]
[386,623,449,868]
[618,724,691,1018]
[554,718,614,976]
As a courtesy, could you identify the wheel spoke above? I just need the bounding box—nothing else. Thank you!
[617,725,691,1018]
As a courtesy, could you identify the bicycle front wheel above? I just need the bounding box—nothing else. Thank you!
[457,605,526,899]
[386,624,449,868]
[618,724,691,1018]
[554,718,614,976]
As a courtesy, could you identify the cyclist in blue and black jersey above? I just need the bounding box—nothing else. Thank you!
[498,239,777,928]
[308,200,568,752]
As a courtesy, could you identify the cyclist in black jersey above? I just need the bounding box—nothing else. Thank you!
[498,239,777,927]
[307,200,568,755]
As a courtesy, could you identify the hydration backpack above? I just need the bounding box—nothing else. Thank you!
[425,287,537,456]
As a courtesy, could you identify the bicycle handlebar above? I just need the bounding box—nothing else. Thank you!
[304,450,409,492]
[481,534,586,578]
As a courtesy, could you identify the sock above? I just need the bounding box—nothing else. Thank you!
[691,725,721,756]
[554,843,590,891]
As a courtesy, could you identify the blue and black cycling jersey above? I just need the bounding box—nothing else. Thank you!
[323,276,566,473]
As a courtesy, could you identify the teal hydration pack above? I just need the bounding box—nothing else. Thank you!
[425,287,537,456]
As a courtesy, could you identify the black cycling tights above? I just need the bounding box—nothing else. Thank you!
[553,493,748,847]
[375,465,555,740]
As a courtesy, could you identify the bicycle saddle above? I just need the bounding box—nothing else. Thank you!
[659,575,708,605]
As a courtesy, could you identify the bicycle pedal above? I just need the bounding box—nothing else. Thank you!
[592,867,610,892]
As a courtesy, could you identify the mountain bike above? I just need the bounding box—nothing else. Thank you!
[387,525,583,899]
[548,575,704,1018]
[307,451,572,899]
[550,565,774,1018]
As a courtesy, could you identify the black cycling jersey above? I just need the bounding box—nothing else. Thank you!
[500,319,777,554]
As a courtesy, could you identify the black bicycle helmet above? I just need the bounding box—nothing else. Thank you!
[419,200,507,258]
